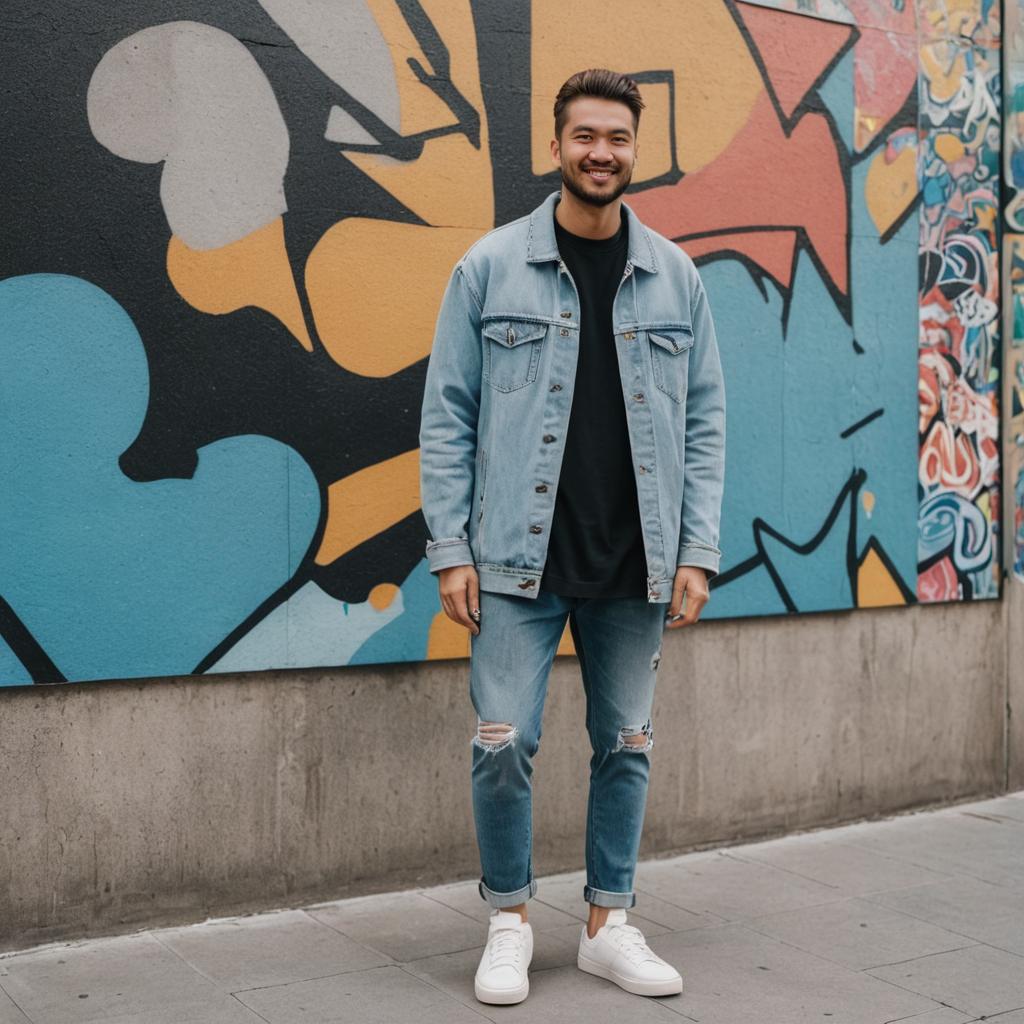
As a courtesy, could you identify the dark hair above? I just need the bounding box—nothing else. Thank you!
[553,68,645,140]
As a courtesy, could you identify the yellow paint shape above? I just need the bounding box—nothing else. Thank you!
[368,582,401,611]
[426,609,471,660]
[316,448,421,566]
[557,623,576,656]
[532,0,762,177]
[306,219,483,377]
[865,144,917,236]
[351,0,492,228]
[933,132,965,163]
[167,218,312,351]
[857,546,908,607]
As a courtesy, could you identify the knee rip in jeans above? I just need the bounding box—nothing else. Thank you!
[473,720,518,754]
[615,718,654,753]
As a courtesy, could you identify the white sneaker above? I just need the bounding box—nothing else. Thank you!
[474,909,533,1004]
[578,908,683,996]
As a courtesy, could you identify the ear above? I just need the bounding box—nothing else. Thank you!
[550,135,561,167]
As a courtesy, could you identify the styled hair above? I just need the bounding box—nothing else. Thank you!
[553,68,645,140]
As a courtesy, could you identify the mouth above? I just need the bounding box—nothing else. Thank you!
[583,167,615,181]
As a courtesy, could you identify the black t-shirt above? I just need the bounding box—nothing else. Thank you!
[540,207,648,599]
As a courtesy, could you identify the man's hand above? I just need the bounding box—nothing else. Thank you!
[439,565,481,636]
[665,566,710,629]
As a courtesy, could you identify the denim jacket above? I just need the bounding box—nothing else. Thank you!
[418,190,726,604]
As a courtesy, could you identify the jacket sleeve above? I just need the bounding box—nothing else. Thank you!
[418,261,483,574]
[677,278,726,579]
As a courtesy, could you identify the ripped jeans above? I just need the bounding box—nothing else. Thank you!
[468,588,667,910]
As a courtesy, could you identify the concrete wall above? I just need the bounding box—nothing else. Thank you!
[2,590,1015,953]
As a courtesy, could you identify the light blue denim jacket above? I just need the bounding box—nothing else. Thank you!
[419,190,726,604]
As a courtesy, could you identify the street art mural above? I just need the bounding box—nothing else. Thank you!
[0,0,1003,686]
[1004,0,1024,582]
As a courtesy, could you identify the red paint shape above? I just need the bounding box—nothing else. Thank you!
[917,555,959,602]
[682,230,797,289]
[736,1,855,119]
[628,91,848,299]
[853,26,917,149]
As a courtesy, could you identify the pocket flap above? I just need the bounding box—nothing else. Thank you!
[648,326,694,354]
[482,320,549,348]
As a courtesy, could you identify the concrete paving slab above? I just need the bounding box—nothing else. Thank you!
[305,891,483,963]
[866,943,1024,1018]
[743,895,976,970]
[726,833,956,896]
[635,848,843,922]
[840,809,1024,888]
[234,963,488,1023]
[0,933,263,1024]
[980,1011,1024,1023]
[866,876,1024,956]
[650,921,940,1023]
[956,794,1024,825]
[0,988,29,1024]
[882,1010,972,1024]
[155,908,391,993]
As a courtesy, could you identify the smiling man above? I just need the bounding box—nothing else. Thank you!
[419,68,727,1005]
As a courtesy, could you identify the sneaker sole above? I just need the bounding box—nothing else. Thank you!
[577,952,683,997]
[474,977,529,1004]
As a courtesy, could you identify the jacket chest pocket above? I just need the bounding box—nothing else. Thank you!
[481,319,547,393]
[647,325,694,404]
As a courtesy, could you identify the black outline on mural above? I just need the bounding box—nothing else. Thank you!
[711,468,916,612]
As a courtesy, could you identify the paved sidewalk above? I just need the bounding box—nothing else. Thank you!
[2,794,1023,1023]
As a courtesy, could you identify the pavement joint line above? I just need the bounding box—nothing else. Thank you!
[858,942,981,971]
[392,961,504,1021]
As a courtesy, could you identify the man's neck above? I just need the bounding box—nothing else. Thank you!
[555,187,624,240]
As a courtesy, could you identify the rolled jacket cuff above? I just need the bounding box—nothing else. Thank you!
[425,537,475,574]
[676,541,721,579]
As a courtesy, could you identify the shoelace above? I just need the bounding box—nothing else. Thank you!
[488,926,525,969]
[604,923,659,964]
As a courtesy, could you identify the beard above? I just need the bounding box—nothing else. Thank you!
[560,159,633,207]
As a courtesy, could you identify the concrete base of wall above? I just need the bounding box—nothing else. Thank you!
[1,589,1018,952]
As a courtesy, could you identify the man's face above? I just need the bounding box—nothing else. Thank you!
[551,96,638,207]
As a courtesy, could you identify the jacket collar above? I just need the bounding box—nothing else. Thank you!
[526,190,658,273]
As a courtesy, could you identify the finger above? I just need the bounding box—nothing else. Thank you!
[451,586,477,635]
[467,575,481,631]
[667,578,688,620]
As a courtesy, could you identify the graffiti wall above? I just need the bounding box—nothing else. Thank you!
[0,0,1003,686]
[1005,0,1024,582]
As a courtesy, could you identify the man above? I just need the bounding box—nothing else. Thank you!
[418,68,726,1004]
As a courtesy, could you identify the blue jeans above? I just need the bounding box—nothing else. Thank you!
[468,587,667,910]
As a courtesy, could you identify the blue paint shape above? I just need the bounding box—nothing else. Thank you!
[0,274,320,683]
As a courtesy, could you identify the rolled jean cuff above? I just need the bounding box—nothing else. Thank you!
[479,876,537,908]
[583,884,636,909]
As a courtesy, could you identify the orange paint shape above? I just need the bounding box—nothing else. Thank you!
[736,2,854,120]
[682,229,798,289]
[857,545,908,607]
[167,218,312,351]
[306,219,483,377]
[426,609,472,660]
[864,143,917,236]
[315,448,421,566]
[350,0,492,228]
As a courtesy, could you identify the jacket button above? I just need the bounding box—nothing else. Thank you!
[543,434,556,443]
[536,484,548,492]
[638,465,647,473]
[559,328,569,337]
[624,331,636,340]
[633,392,645,402]
[560,311,572,318]
[529,525,542,534]
[550,383,562,391]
